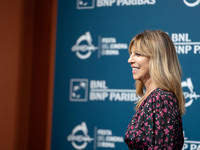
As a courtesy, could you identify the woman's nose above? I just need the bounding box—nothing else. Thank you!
[128,55,135,64]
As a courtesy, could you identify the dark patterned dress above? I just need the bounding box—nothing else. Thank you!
[125,88,184,150]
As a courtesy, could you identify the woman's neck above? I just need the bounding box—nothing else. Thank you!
[143,78,158,96]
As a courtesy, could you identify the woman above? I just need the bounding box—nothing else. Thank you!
[125,30,185,150]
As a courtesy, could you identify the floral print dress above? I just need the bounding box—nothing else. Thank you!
[125,88,184,150]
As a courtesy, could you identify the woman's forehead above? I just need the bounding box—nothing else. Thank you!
[131,46,140,52]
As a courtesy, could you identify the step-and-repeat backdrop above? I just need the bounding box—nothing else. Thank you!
[51,0,200,150]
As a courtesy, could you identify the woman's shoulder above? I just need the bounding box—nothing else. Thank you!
[150,88,177,100]
[147,88,179,109]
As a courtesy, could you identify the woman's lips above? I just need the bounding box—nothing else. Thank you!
[132,67,139,74]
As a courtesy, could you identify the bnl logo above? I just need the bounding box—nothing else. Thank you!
[182,78,200,107]
[70,79,88,102]
[77,0,95,9]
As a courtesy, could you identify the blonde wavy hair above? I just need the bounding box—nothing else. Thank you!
[129,30,185,115]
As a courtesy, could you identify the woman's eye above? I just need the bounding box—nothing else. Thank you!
[135,52,142,56]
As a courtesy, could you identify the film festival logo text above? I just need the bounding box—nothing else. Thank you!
[181,78,200,107]
[170,33,200,54]
[183,131,200,150]
[71,32,128,60]
[67,122,124,150]
[183,0,200,7]
[76,0,156,9]
[99,37,128,57]
[69,79,137,102]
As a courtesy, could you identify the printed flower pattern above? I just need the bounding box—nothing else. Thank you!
[125,88,184,150]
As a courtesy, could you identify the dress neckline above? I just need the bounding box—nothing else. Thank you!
[140,87,160,107]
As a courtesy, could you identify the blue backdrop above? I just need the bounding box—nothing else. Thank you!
[51,0,200,149]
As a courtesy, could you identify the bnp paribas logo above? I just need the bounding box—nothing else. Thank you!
[183,0,200,7]
[76,0,95,9]
[69,79,88,102]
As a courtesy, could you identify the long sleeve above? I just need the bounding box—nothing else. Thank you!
[143,91,184,150]
[125,88,184,150]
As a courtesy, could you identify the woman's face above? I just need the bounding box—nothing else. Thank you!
[128,46,150,83]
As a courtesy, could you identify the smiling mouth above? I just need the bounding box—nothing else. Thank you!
[132,68,139,70]
[132,67,139,74]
